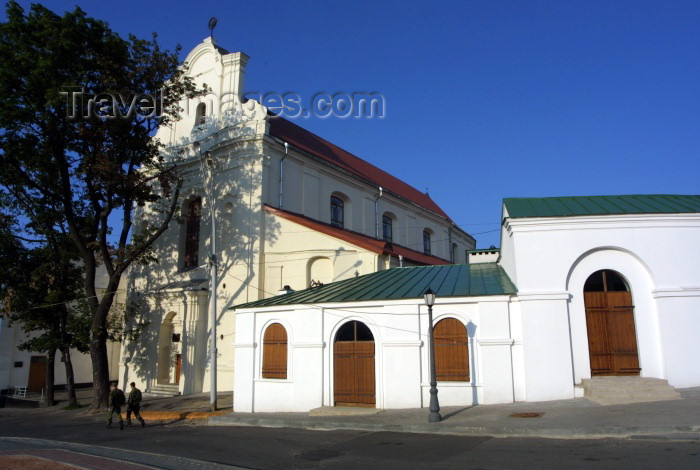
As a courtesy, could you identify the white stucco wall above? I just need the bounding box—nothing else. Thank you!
[234,295,518,413]
[0,323,121,391]
[500,212,700,394]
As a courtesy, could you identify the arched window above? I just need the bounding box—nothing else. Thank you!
[330,195,344,228]
[262,323,288,379]
[584,269,629,292]
[382,214,393,242]
[196,102,206,125]
[335,320,374,342]
[433,318,469,381]
[183,197,201,269]
[423,229,432,255]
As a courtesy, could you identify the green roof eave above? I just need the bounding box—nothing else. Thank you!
[503,194,700,219]
[232,263,517,310]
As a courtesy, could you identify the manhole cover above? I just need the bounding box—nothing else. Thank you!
[508,412,544,418]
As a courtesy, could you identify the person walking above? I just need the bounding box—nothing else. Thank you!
[107,382,126,430]
[126,382,146,427]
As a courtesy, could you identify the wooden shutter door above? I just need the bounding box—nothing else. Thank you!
[333,341,355,404]
[262,323,287,379]
[434,318,469,381]
[606,291,640,374]
[585,291,612,375]
[353,342,376,405]
[585,290,640,376]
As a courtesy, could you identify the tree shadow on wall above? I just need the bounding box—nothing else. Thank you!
[121,110,281,392]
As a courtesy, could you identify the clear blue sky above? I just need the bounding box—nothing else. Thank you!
[8,1,700,248]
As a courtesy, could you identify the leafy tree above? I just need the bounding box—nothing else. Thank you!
[0,2,204,408]
[1,212,89,407]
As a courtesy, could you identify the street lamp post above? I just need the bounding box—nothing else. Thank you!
[195,141,217,412]
[424,288,441,423]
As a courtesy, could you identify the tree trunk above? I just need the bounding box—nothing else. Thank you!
[44,348,56,407]
[88,272,122,410]
[60,346,77,406]
[90,328,110,409]
[58,306,78,406]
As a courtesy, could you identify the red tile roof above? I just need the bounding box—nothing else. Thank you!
[264,205,450,266]
[267,117,452,221]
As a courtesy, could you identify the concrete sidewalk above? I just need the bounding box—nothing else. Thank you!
[208,387,700,440]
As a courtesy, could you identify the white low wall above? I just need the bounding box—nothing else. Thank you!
[234,296,520,413]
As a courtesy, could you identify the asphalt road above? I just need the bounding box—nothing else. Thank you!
[0,407,698,469]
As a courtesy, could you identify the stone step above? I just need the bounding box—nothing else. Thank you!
[146,384,181,397]
[582,377,681,405]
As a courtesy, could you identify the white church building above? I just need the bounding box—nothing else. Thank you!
[118,38,474,396]
[232,195,700,412]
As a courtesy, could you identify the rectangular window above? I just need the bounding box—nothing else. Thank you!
[382,215,392,242]
[330,196,344,228]
[423,230,431,255]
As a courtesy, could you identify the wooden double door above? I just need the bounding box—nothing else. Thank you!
[584,270,640,376]
[334,321,375,407]
[27,356,47,392]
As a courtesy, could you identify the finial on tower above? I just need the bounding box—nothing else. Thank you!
[208,17,218,39]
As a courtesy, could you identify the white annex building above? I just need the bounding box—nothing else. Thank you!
[119,38,475,396]
[232,195,700,412]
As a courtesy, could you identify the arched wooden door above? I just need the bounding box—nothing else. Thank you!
[334,321,375,407]
[584,270,640,376]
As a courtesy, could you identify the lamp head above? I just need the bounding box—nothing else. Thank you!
[423,288,436,307]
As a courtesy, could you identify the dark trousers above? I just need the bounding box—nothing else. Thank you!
[127,403,143,423]
[108,405,123,424]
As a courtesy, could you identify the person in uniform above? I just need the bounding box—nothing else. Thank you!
[107,382,125,430]
[126,382,146,427]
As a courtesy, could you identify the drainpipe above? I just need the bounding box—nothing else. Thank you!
[399,254,403,268]
[279,142,288,209]
[374,186,383,239]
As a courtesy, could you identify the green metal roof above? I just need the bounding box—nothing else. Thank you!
[504,195,700,219]
[234,263,516,310]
